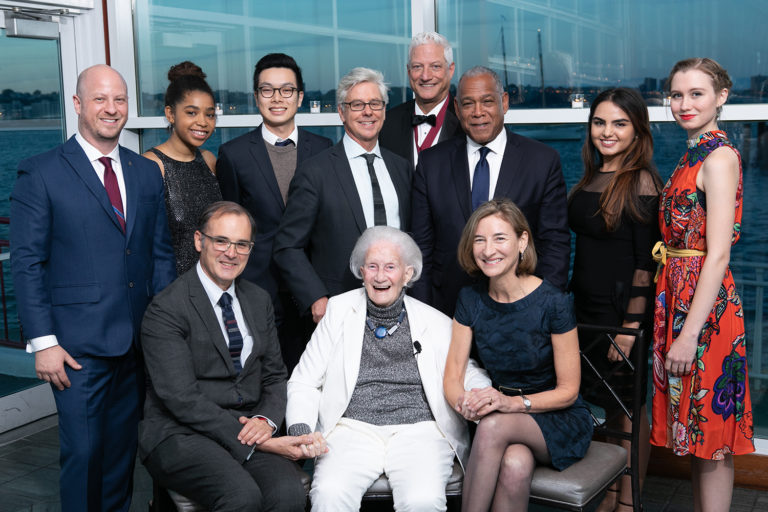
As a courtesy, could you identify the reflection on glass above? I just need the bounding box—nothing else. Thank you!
[438,0,768,107]
[134,1,411,116]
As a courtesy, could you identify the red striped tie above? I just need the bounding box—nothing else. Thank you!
[98,156,125,232]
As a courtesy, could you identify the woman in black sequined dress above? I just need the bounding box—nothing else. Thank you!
[143,61,222,275]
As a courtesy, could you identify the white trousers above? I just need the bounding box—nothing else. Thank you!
[310,418,456,512]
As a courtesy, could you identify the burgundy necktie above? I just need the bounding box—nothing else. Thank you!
[98,156,125,232]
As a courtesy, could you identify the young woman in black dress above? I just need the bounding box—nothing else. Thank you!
[143,61,222,275]
[568,87,662,512]
[444,199,592,512]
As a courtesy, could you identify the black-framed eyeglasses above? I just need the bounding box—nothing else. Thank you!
[343,100,386,111]
[200,232,254,255]
[257,85,298,98]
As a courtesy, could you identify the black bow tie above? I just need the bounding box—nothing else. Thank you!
[412,114,437,127]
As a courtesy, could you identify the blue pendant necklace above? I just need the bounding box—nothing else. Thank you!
[366,306,407,339]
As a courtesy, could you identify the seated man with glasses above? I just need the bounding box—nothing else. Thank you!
[217,53,332,373]
[140,201,326,512]
[274,67,413,326]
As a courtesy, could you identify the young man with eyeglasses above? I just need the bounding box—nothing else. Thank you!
[217,53,332,371]
[274,67,412,324]
[380,31,464,166]
[140,201,325,512]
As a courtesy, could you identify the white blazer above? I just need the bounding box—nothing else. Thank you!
[287,288,490,469]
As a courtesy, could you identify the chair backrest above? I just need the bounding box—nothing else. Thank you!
[578,323,647,510]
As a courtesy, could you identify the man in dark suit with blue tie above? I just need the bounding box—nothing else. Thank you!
[411,66,570,316]
[10,64,176,511]
[217,53,332,370]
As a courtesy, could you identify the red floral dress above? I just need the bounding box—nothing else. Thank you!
[651,130,754,459]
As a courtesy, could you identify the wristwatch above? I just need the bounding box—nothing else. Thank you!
[521,394,531,412]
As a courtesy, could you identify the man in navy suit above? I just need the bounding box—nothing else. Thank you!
[273,67,412,325]
[217,53,332,370]
[379,31,464,166]
[411,66,570,316]
[10,64,176,511]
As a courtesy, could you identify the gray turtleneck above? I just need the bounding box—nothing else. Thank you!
[342,292,434,425]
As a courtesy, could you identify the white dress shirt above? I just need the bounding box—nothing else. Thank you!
[27,135,128,353]
[261,124,299,147]
[195,262,254,367]
[466,128,508,201]
[412,96,447,166]
[342,134,401,229]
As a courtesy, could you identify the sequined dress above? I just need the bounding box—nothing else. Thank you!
[651,130,754,459]
[150,148,222,275]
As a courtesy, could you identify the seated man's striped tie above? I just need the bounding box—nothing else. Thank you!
[218,292,243,372]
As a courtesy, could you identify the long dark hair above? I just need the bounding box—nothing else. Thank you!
[572,87,661,231]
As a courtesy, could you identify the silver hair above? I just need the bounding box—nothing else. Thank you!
[459,66,504,97]
[349,226,423,286]
[336,67,389,107]
[408,31,453,66]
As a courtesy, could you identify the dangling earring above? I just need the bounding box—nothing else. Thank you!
[519,250,524,263]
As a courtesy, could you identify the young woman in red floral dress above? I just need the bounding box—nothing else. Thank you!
[652,58,754,512]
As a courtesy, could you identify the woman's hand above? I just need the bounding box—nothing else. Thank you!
[458,387,523,419]
[607,333,636,362]
[665,332,698,376]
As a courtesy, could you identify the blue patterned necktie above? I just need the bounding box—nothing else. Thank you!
[218,292,243,372]
[471,147,491,211]
[275,139,294,147]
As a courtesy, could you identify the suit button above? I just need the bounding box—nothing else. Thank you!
[126,249,131,255]
[237,394,243,404]
[128,282,135,288]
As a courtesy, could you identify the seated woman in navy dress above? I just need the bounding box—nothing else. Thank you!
[444,198,593,512]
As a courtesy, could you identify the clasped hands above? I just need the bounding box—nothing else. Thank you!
[237,416,328,460]
[454,386,515,421]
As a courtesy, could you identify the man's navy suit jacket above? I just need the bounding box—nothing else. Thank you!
[10,135,176,356]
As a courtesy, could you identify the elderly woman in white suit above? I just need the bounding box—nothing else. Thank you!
[287,226,490,512]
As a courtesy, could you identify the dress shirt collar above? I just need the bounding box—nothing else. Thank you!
[414,95,448,117]
[466,127,507,157]
[261,124,299,146]
[343,133,382,159]
[196,261,237,307]
[75,132,121,164]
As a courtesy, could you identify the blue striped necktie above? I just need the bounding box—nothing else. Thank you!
[218,292,243,372]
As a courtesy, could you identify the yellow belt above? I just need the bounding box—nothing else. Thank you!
[652,241,707,282]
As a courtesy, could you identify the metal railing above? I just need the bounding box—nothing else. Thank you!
[0,216,21,348]
[732,260,768,390]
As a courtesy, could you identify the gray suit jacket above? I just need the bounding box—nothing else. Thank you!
[273,141,413,313]
[139,269,288,463]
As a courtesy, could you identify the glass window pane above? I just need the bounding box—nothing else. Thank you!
[437,0,768,107]
[0,27,65,385]
[134,0,411,116]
